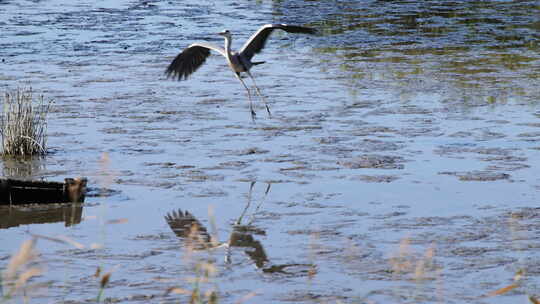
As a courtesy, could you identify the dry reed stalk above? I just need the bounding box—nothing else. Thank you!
[165,287,191,295]
[31,233,85,249]
[1,238,43,300]
[307,232,320,280]
[105,218,129,225]
[170,210,220,304]
[485,269,525,298]
[0,88,51,156]
[98,152,116,192]
[414,244,436,281]
[343,238,363,263]
[390,237,413,275]
[207,206,220,248]
[389,237,438,281]
[94,266,118,303]
[486,283,519,297]
[234,291,258,304]
[96,270,112,303]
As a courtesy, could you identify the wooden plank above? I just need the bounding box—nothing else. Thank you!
[0,177,87,205]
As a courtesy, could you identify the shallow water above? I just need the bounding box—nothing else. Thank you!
[0,0,539,303]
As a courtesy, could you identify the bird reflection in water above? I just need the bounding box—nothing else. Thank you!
[165,182,314,275]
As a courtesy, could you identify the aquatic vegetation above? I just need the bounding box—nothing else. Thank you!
[0,88,51,156]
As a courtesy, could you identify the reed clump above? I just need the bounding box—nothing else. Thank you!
[0,87,52,156]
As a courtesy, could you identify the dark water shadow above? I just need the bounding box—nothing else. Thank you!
[0,203,83,229]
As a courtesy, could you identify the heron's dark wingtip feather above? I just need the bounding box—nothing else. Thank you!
[281,25,317,35]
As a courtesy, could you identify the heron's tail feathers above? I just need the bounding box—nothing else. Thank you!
[252,61,266,65]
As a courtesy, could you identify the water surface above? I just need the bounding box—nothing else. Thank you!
[0,0,539,303]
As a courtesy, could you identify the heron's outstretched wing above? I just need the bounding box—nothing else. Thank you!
[239,24,316,62]
[165,43,226,81]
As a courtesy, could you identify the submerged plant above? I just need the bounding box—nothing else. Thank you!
[0,87,52,156]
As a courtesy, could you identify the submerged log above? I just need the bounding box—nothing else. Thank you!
[0,177,87,205]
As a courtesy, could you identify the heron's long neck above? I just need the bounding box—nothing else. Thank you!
[224,36,233,59]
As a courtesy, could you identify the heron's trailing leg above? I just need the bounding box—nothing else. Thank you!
[235,73,256,121]
[246,71,271,118]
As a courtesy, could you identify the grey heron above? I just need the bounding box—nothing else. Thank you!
[165,23,316,120]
